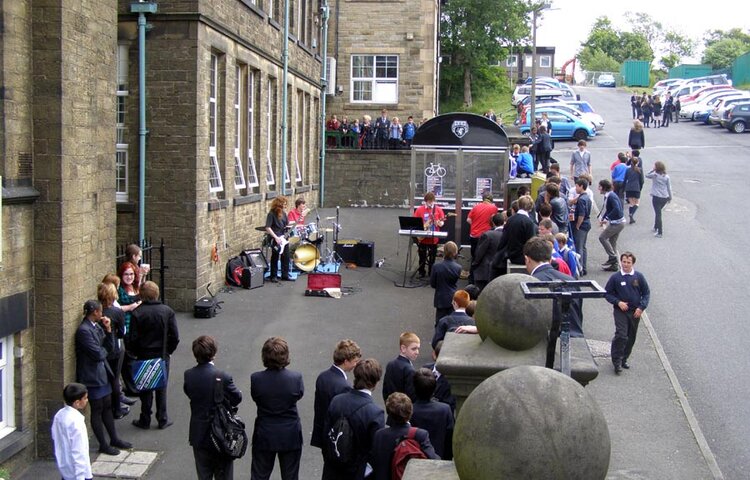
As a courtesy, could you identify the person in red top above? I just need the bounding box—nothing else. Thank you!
[466,193,498,282]
[413,192,445,278]
[287,197,307,226]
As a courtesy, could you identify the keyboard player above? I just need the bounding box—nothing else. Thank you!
[413,192,445,278]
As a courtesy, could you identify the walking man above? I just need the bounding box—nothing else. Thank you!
[605,252,650,375]
[597,179,626,271]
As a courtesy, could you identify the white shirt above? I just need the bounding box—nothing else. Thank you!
[333,364,347,380]
[51,405,92,480]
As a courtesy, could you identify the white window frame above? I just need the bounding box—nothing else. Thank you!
[0,335,15,438]
[209,53,224,193]
[525,54,533,66]
[246,70,259,188]
[295,91,304,184]
[233,66,246,190]
[350,54,399,104]
[506,54,518,67]
[265,79,276,187]
[539,55,551,68]
[116,44,129,203]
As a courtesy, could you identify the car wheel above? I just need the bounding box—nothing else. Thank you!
[573,129,588,141]
[732,121,746,134]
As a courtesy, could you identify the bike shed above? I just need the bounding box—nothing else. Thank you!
[410,113,510,247]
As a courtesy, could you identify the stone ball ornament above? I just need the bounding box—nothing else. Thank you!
[475,273,549,350]
[453,366,611,480]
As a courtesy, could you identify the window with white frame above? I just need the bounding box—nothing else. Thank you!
[506,54,518,67]
[233,66,246,190]
[351,55,398,104]
[0,335,15,439]
[540,55,551,68]
[266,78,276,187]
[283,91,291,187]
[297,0,308,44]
[525,54,533,66]
[246,69,259,189]
[209,53,224,193]
[116,44,129,202]
[295,90,304,184]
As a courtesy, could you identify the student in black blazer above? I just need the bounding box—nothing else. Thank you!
[369,393,439,480]
[410,368,454,460]
[432,290,475,350]
[183,335,242,480]
[430,241,462,324]
[492,195,536,278]
[250,337,304,480]
[382,332,420,402]
[311,340,362,451]
[323,359,385,480]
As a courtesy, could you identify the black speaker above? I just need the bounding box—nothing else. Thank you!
[334,241,359,264]
[241,266,264,289]
[356,242,375,267]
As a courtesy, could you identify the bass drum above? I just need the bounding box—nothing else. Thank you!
[293,243,320,272]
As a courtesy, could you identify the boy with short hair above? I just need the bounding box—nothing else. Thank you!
[382,332,420,402]
[410,368,454,459]
[52,383,93,480]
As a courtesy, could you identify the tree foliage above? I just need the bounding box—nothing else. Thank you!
[578,16,653,72]
[624,12,695,72]
[701,29,750,69]
[440,0,529,107]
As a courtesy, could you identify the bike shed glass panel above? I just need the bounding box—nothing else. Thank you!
[411,146,508,247]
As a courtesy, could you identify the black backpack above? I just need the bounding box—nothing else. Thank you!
[209,378,248,459]
[324,402,368,465]
[225,256,244,287]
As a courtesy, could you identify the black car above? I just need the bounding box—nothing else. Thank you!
[721,103,750,133]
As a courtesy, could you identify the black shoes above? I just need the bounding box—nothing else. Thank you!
[614,363,623,375]
[131,419,150,430]
[99,445,120,456]
[267,277,278,283]
[158,420,174,430]
[622,360,630,369]
[602,264,618,272]
[601,257,617,267]
[114,406,130,419]
[120,395,137,406]
[629,216,635,224]
[111,439,132,449]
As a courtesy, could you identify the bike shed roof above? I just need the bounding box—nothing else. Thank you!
[412,113,509,149]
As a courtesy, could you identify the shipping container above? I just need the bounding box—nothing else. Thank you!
[620,60,650,87]
[669,64,712,79]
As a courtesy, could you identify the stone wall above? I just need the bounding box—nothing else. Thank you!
[325,0,438,122]
[323,149,411,208]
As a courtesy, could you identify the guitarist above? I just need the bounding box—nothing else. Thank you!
[413,192,445,279]
[265,196,292,282]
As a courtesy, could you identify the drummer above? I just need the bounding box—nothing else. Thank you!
[288,198,308,225]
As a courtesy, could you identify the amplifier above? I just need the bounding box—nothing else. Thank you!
[241,266,264,289]
[334,241,374,267]
[240,249,268,269]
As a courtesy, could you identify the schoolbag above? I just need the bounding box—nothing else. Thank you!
[391,427,428,480]
[225,256,244,287]
[324,402,368,465]
[209,378,248,459]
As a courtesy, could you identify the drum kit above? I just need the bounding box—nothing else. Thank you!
[255,214,341,273]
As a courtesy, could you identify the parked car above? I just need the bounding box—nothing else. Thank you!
[679,84,734,106]
[679,90,742,120]
[684,74,731,87]
[518,107,596,141]
[596,74,616,87]
[720,103,750,133]
[709,96,750,125]
[669,82,710,100]
[557,83,579,102]
[653,78,683,96]
[540,101,604,130]
[512,84,556,106]
[524,76,560,88]
[518,91,566,107]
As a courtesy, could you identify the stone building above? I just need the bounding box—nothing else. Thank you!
[0,0,322,474]
[324,0,440,123]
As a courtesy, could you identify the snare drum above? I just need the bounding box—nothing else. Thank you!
[305,223,319,242]
[288,224,306,244]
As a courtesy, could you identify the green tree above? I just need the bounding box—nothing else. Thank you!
[624,11,662,46]
[578,49,620,73]
[440,0,529,107]
[660,31,694,71]
[701,28,750,69]
[617,32,653,63]
[578,16,653,71]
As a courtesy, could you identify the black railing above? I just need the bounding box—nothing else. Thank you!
[116,238,168,304]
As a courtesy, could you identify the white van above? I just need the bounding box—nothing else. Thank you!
[512,84,557,106]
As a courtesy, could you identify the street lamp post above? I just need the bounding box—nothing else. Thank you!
[529,2,551,130]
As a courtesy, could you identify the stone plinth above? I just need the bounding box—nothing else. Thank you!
[402,460,459,480]
[436,333,599,413]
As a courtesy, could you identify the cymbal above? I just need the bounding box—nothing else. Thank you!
[319,228,335,233]
[255,226,267,232]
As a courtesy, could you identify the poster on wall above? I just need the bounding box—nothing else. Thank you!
[426,175,443,196]
[475,177,492,198]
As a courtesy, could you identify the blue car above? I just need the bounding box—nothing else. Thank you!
[518,108,597,141]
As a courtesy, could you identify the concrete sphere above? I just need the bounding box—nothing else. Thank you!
[453,366,611,480]
[475,273,549,350]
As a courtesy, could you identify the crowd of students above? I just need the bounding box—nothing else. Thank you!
[325,109,422,150]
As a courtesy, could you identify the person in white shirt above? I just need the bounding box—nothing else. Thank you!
[51,383,93,480]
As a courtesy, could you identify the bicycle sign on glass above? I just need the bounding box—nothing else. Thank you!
[424,162,446,178]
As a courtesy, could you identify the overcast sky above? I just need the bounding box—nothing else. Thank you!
[535,0,750,64]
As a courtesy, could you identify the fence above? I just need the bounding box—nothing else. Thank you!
[115,238,168,304]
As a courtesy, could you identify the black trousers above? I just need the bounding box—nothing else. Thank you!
[138,358,170,425]
[611,308,640,364]
[107,348,125,415]
[270,244,290,279]
[652,196,669,235]
[89,393,120,449]
[417,243,437,276]
[194,446,234,480]
[250,447,301,480]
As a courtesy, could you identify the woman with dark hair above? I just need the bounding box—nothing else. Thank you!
[97,282,131,419]
[250,337,304,480]
[624,151,645,224]
[124,244,150,287]
[645,161,672,238]
[265,196,291,282]
[117,261,142,333]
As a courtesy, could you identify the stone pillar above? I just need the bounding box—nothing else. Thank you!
[32,0,118,456]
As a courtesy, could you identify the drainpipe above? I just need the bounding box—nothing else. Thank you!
[281,0,290,196]
[318,0,330,207]
[130,1,158,243]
